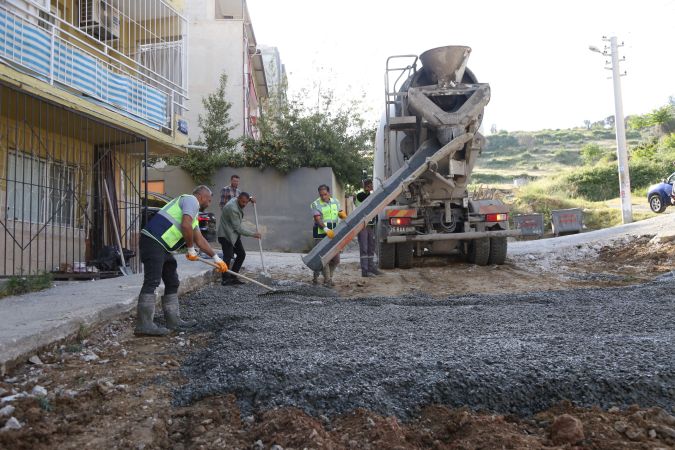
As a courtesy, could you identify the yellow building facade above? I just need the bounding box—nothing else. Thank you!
[0,0,190,275]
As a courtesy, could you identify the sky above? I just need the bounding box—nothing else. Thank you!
[247,0,675,132]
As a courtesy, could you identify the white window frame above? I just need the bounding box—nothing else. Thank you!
[6,151,77,227]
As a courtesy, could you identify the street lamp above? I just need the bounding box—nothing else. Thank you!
[589,36,632,224]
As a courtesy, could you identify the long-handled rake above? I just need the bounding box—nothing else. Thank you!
[197,256,277,292]
[196,257,329,298]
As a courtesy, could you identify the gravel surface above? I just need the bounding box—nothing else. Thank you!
[174,276,675,418]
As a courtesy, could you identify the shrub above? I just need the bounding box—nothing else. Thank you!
[580,143,604,165]
[486,133,518,150]
[552,148,580,165]
[564,161,664,201]
[591,129,615,139]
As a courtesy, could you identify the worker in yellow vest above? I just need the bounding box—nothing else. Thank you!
[310,184,346,286]
[355,179,382,277]
[137,185,227,336]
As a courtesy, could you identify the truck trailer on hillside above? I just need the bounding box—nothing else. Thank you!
[303,45,520,273]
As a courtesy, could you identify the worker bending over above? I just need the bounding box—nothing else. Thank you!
[355,179,382,277]
[218,192,261,286]
[310,184,346,286]
[136,185,227,336]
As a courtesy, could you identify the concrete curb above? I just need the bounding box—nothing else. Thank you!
[0,262,219,375]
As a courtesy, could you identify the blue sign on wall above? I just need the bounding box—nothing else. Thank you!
[177,119,188,135]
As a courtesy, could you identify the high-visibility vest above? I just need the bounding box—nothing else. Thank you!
[354,189,366,207]
[311,197,339,238]
[142,194,199,251]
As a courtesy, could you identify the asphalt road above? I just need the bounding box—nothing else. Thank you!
[173,275,675,418]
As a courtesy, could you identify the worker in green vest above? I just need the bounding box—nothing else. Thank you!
[310,184,346,286]
[137,185,227,336]
[355,179,382,277]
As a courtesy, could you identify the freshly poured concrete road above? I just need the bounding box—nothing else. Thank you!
[176,277,675,417]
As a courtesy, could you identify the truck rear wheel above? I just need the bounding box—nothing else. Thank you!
[378,242,396,270]
[467,237,490,266]
[395,242,413,269]
[488,237,507,265]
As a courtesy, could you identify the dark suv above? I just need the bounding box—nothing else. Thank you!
[141,192,217,242]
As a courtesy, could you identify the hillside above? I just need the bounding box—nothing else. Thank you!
[473,126,674,231]
[474,128,642,185]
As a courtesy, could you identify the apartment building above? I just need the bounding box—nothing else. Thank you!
[0,0,190,275]
[185,0,267,142]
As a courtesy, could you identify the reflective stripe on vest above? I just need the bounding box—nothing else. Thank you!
[143,194,199,251]
[311,197,339,236]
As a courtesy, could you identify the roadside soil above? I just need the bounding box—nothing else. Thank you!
[1,235,674,449]
[278,235,675,298]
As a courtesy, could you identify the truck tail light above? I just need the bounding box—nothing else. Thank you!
[198,216,209,222]
[486,213,508,222]
[390,217,412,226]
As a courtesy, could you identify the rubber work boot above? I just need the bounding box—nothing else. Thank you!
[362,270,373,278]
[369,268,383,276]
[161,294,197,330]
[134,293,170,336]
[322,265,333,287]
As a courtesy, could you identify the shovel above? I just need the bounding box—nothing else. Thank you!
[103,179,132,276]
[196,256,277,293]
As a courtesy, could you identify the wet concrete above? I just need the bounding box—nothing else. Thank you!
[174,278,675,418]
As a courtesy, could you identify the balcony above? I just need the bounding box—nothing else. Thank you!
[0,0,188,134]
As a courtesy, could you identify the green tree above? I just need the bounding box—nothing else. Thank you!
[628,104,674,137]
[166,73,237,184]
[239,88,375,188]
[650,105,674,136]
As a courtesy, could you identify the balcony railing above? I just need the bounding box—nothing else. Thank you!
[0,1,188,133]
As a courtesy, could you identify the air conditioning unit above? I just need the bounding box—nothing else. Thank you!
[79,0,119,41]
[6,0,50,23]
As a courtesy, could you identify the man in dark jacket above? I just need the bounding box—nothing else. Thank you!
[218,192,261,285]
[355,179,382,277]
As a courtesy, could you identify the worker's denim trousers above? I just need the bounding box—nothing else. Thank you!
[139,234,180,295]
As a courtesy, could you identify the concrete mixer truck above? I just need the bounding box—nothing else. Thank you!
[303,45,519,273]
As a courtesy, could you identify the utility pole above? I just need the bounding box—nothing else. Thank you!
[589,36,632,224]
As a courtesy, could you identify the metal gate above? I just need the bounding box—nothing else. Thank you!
[0,83,147,276]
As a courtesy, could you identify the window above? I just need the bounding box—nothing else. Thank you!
[6,152,76,227]
[49,162,76,226]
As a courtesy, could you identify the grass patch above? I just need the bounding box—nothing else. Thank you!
[65,343,83,353]
[77,323,91,342]
[0,272,53,298]
[472,172,516,184]
[37,396,53,412]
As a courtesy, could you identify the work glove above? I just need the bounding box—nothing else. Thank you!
[186,247,199,261]
[338,211,347,219]
[213,255,228,273]
[323,227,335,239]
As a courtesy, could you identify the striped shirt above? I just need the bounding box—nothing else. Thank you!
[219,185,241,208]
